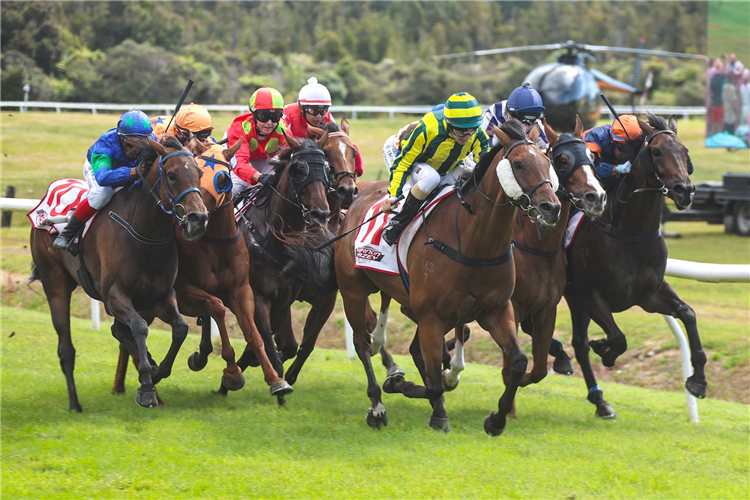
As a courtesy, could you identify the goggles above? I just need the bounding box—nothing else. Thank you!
[510,112,540,126]
[447,125,478,139]
[194,129,213,141]
[254,109,283,123]
[303,105,329,117]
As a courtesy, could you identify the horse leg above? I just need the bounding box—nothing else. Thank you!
[284,292,336,386]
[151,291,190,385]
[479,302,527,436]
[585,292,628,368]
[415,318,451,432]
[229,287,292,397]
[199,296,245,392]
[369,292,391,355]
[112,343,130,394]
[39,270,82,412]
[275,310,298,362]
[187,316,213,372]
[566,295,616,419]
[549,337,574,375]
[640,281,707,399]
[108,290,158,408]
[442,326,466,392]
[520,308,557,387]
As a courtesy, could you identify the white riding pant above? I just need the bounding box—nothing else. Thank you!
[83,159,114,210]
[230,158,274,198]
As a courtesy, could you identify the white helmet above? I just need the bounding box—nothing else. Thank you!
[298,77,332,106]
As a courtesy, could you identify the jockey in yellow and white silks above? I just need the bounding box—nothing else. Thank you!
[380,92,490,246]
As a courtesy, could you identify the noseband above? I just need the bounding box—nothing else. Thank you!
[326,132,357,193]
[140,150,200,225]
[268,147,330,226]
[550,135,595,207]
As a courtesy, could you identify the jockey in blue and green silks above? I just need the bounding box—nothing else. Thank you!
[53,109,156,250]
[380,92,490,246]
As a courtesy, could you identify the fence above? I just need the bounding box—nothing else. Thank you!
[1,101,707,121]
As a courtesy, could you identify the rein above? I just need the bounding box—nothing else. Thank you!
[614,129,677,205]
[139,150,200,224]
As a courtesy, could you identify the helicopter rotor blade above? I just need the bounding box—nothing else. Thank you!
[579,44,707,60]
[433,43,565,60]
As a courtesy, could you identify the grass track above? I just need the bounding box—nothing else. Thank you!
[1,307,748,499]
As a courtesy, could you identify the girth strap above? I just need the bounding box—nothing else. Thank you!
[512,239,560,258]
[426,239,514,268]
[108,211,174,245]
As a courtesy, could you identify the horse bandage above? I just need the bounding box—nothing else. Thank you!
[496,158,559,199]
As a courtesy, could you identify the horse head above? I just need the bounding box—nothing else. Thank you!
[141,136,208,240]
[308,117,359,209]
[491,119,561,228]
[545,115,606,218]
[273,132,332,228]
[185,137,240,213]
[634,114,695,210]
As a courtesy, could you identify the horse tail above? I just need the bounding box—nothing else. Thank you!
[278,226,338,296]
[29,262,40,283]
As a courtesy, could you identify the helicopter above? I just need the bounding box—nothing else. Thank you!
[435,40,706,131]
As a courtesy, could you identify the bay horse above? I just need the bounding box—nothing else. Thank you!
[30,136,209,412]
[111,139,292,399]
[564,113,700,418]
[212,133,335,402]
[335,120,561,434]
[270,119,361,389]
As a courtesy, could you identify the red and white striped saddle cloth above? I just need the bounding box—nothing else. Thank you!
[27,179,103,239]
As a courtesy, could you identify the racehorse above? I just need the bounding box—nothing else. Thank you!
[270,119,361,390]
[214,133,335,402]
[564,113,701,418]
[111,139,292,399]
[30,136,209,411]
[335,119,561,434]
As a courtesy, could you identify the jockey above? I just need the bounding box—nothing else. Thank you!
[151,103,215,146]
[481,81,548,150]
[381,92,490,246]
[583,114,643,180]
[283,77,364,178]
[226,86,288,197]
[53,109,156,250]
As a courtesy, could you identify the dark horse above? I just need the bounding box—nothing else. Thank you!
[211,133,334,401]
[336,120,561,434]
[112,139,292,399]
[30,136,209,411]
[270,119,361,389]
[564,113,701,418]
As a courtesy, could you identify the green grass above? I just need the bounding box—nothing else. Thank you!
[2,307,748,499]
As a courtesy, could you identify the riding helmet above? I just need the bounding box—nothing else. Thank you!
[117,110,153,136]
[507,82,545,115]
[443,92,483,129]
[611,115,642,142]
[248,87,285,112]
[298,77,332,106]
[175,103,214,133]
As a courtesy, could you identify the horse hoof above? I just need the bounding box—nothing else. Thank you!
[366,408,388,429]
[685,377,707,399]
[484,412,506,436]
[442,369,460,392]
[382,374,405,394]
[552,357,575,375]
[386,365,406,378]
[271,380,293,397]
[222,373,246,392]
[589,339,609,356]
[187,352,208,372]
[135,389,158,408]
[429,416,451,433]
[595,403,617,419]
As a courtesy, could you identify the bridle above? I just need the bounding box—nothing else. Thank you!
[196,153,233,215]
[139,150,201,226]
[267,147,331,227]
[325,131,356,194]
[549,135,594,210]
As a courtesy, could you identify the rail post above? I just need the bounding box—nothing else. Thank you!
[1,186,16,227]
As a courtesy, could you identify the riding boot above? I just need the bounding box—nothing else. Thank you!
[382,193,423,246]
[52,212,87,250]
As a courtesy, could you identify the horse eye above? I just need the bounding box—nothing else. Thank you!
[512,160,523,170]
[652,148,661,157]
[167,172,177,181]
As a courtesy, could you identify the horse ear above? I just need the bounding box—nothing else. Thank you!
[491,125,511,148]
[284,130,301,150]
[574,115,584,139]
[668,114,678,134]
[317,129,329,148]
[340,116,350,136]
[528,123,541,143]
[223,138,242,161]
[637,116,653,137]
[543,119,559,147]
[307,124,324,139]
[186,136,207,155]
[148,138,168,157]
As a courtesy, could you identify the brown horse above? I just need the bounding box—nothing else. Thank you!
[564,113,701,418]
[270,119,361,390]
[335,120,561,434]
[214,133,334,402]
[30,136,209,411]
[112,139,292,399]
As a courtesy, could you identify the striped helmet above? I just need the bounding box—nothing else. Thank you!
[443,92,482,129]
[248,87,284,112]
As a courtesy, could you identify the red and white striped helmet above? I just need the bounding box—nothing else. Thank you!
[298,77,332,106]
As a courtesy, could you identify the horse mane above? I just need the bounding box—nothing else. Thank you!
[646,113,668,131]
[320,122,341,134]
[458,118,525,195]
[278,226,338,295]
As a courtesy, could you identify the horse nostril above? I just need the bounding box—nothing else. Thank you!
[539,202,561,222]
[585,193,598,205]
[187,212,206,227]
[311,210,331,224]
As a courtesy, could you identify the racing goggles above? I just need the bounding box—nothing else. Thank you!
[254,109,283,123]
[194,129,213,141]
[510,112,541,126]
[447,125,478,139]
[303,105,329,117]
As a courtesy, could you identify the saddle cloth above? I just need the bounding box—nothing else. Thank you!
[27,179,107,241]
[564,210,585,250]
[354,186,456,275]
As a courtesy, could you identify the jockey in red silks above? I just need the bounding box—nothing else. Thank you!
[226,87,288,197]
[53,109,156,250]
[283,77,363,178]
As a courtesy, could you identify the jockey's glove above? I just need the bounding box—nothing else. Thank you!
[257,173,273,185]
[616,161,632,175]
